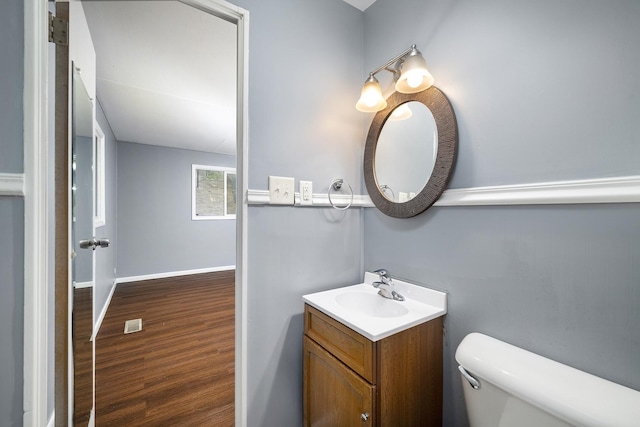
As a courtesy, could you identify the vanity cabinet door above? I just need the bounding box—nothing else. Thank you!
[304,336,375,427]
[304,305,376,383]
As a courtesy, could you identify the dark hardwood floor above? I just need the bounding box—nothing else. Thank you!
[95,270,235,426]
[73,287,93,426]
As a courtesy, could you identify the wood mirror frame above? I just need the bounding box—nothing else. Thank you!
[363,86,458,218]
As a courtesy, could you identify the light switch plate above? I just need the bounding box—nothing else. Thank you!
[299,180,313,205]
[269,176,295,205]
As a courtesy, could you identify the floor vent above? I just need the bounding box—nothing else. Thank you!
[124,318,143,334]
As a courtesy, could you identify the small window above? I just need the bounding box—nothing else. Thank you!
[192,164,236,220]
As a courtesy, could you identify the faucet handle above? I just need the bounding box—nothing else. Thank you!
[373,268,389,278]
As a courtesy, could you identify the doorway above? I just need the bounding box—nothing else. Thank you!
[43,0,249,425]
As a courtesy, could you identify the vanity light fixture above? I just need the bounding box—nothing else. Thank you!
[355,74,387,112]
[356,44,434,113]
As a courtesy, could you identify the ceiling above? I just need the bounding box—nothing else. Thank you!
[83,1,237,155]
[342,0,376,11]
[82,0,373,156]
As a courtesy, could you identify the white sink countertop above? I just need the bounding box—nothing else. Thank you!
[303,272,447,341]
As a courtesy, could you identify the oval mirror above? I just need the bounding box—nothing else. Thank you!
[363,87,457,218]
[374,101,437,202]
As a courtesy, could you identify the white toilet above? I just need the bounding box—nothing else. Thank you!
[455,333,640,427]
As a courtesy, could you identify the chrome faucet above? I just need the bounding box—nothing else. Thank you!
[372,269,405,301]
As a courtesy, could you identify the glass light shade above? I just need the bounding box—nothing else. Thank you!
[395,51,434,94]
[356,75,387,112]
[388,103,413,121]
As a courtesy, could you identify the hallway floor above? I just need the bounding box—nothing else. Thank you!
[95,270,235,426]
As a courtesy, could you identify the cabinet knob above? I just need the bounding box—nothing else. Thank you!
[360,412,369,422]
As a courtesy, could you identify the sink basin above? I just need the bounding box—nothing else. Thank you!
[335,291,409,318]
[303,272,447,341]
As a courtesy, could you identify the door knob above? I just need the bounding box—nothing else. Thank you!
[79,237,110,250]
[95,238,110,248]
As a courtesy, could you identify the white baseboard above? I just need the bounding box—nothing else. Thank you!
[47,411,55,427]
[74,280,93,289]
[116,265,235,284]
[91,280,117,342]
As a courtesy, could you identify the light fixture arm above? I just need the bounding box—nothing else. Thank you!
[368,45,416,78]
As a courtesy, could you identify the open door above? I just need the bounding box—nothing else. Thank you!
[52,3,71,425]
[54,3,108,425]
[70,63,103,426]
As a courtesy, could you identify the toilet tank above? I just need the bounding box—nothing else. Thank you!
[455,333,640,427]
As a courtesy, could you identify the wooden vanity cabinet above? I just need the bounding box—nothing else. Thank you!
[303,304,443,427]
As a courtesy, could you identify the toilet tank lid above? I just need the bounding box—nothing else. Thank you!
[455,333,640,427]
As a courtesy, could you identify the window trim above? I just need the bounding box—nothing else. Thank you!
[191,164,237,220]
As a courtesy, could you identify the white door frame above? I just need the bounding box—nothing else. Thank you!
[23,0,250,425]
[23,0,50,425]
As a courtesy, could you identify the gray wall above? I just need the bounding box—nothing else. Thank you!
[116,141,236,278]
[231,0,364,424]
[365,0,640,188]
[0,200,24,427]
[362,1,640,426]
[94,102,118,327]
[0,0,23,173]
[0,0,24,425]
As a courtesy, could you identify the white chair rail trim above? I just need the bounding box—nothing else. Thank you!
[247,175,640,208]
[247,189,374,207]
[0,173,25,196]
[436,175,640,206]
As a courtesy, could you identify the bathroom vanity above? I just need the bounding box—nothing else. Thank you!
[303,273,447,426]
